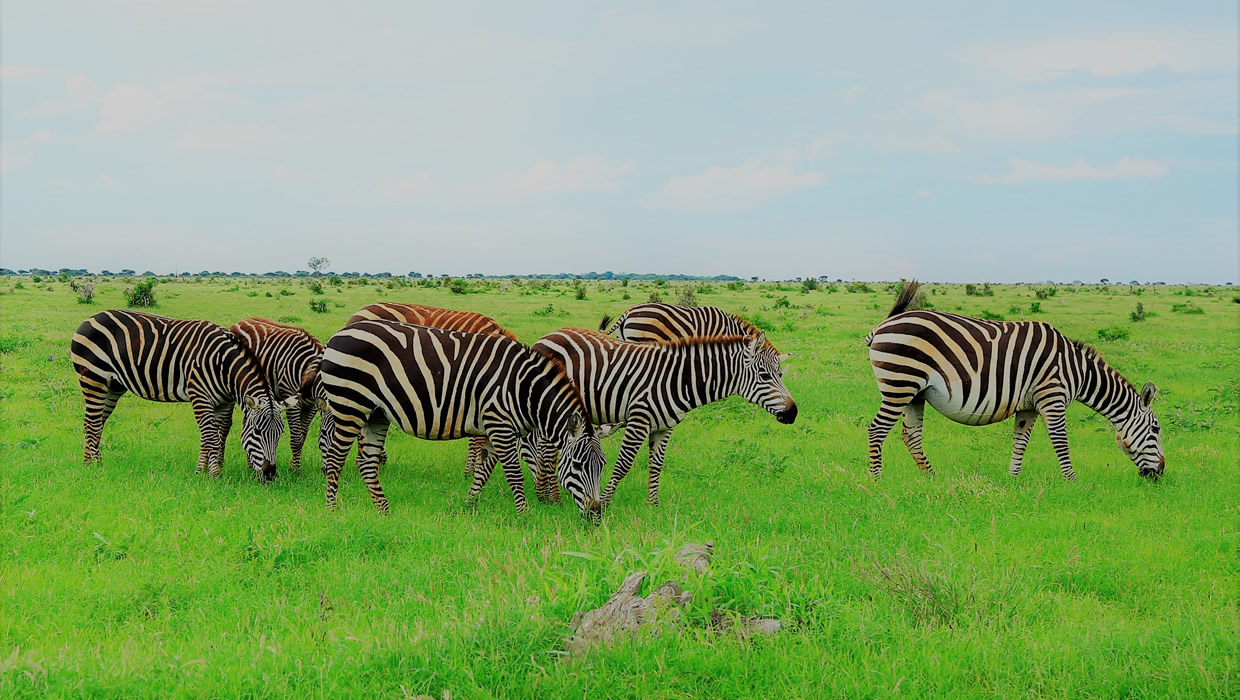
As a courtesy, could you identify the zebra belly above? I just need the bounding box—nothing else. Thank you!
[923,384,1026,426]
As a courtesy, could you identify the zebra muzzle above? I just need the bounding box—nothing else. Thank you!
[776,401,798,425]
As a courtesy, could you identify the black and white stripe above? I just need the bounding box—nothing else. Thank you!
[865,281,1165,480]
[529,328,798,506]
[316,320,604,517]
[71,310,291,479]
[231,318,326,473]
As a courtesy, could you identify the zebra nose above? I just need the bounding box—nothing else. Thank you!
[777,401,798,424]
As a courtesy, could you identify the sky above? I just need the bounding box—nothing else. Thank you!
[1,1,1237,282]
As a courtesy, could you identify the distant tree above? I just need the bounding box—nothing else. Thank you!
[307,257,330,276]
[121,269,135,276]
[0,268,14,275]
[408,272,422,278]
[751,276,759,282]
[1100,278,1110,284]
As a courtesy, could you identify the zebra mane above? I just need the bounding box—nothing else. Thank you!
[223,328,279,399]
[648,333,754,351]
[729,314,780,352]
[1072,339,1136,392]
[240,317,325,349]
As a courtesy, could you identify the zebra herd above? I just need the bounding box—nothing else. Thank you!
[70,281,1166,520]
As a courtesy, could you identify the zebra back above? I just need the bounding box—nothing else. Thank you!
[72,310,273,405]
[602,303,781,355]
[347,303,518,341]
[230,318,324,402]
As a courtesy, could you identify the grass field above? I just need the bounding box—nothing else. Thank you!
[1,275,1237,698]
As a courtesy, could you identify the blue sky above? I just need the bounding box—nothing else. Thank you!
[2,1,1236,281]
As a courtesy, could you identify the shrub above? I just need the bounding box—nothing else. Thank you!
[1171,302,1204,315]
[124,278,157,308]
[773,296,792,310]
[648,290,663,303]
[1035,287,1058,300]
[675,284,696,306]
[621,278,630,287]
[1097,326,1130,341]
[697,284,715,295]
[14,282,24,290]
[801,278,819,293]
[449,279,469,295]
[69,279,95,304]
[1130,303,1146,322]
[727,280,746,292]
[845,281,873,293]
[654,278,667,287]
[309,300,328,314]
[622,291,631,300]
[32,275,43,283]
[1029,302,1043,314]
[1008,305,1022,315]
[279,289,295,296]
[979,310,1004,321]
[574,282,587,300]
[265,291,274,298]
[308,280,324,295]
[327,275,343,287]
[277,315,301,323]
[532,303,567,318]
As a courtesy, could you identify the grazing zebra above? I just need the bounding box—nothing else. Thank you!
[528,328,798,506]
[71,310,292,479]
[231,318,327,473]
[345,303,519,475]
[316,320,605,517]
[865,281,1165,480]
[602,303,788,361]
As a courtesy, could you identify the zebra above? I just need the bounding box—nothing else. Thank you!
[71,310,293,480]
[230,318,327,473]
[527,328,798,506]
[865,281,1165,480]
[344,303,520,475]
[315,320,605,517]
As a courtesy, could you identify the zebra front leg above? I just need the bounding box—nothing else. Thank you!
[1036,396,1077,481]
[78,371,122,462]
[484,428,530,514]
[213,404,234,468]
[601,417,653,506]
[900,397,933,476]
[1009,410,1038,476]
[190,397,223,477]
[645,428,675,506]
[287,404,311,474]
[465,436,485,478]
[325,418,363,510]
[466,449,500,508]
[868,397,912,478]
[357,417,391,513]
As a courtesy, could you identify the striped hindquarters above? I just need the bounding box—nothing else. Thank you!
[347,303,518,341]
[231,318,324,400]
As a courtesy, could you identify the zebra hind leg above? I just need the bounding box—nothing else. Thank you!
[466,450,500,509]
[900,397,933,476]
[1009,410,1038,476]
[645,428,674,506]
[324,418,362,510]
[1037,399,1077,481]
[868,396,913,478]
[79,372,123,462]
[287,405,310,474]
[357,418,392,513]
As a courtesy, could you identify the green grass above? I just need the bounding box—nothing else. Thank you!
[1,277,1237,698]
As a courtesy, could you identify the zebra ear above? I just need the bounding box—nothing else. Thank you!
[279,395,300,412]
[315,397,332,415]
[1140,381,1157,408]
[243,395,259,410]
[777,352,791,365]
[747,333,765,357]
[596,423,622,440]
[567,412,586,438]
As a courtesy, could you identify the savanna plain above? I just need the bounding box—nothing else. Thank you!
[1,275,1237,698]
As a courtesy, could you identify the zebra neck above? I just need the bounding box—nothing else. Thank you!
[669,342,738,409]
[1075,356,1139,425]
[223,341,264,402]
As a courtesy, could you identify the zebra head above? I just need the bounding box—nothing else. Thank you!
[538,412,604,519]
[737,333,798,424]
[1116,381,1164,480]
[240,392,289,480]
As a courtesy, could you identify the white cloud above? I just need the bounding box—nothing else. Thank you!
[29,130,54,144]
[878,133,958,154]
[915,189,936,198]
[377,173,437,199]
[22,73,98,117]
[506,157,636,195]
[644,163,826,213]
[960,30,1239,82]
[972,157,1170,184]
[174,123,310,151]
[271,166,314,182]
[0,64,58,80]
[97,83,166,133]
[1,145,26,172]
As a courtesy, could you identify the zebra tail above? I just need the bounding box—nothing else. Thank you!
[887,279,921,318]
[599,313,620,334]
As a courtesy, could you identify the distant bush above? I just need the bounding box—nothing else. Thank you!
[740,314,776,332]
[532,303,567,318]
[966,283,995,297]
[279,289,295,296]
[1097,326,1130,341]
[574,281,587,300]
[979,310,1004,321]
[621,278,630,288]
[800,278,819,294]
[1008,305,1022,315]
[308,280,324,295]
[727,280,746,292]
[773,296,793,310]
[654,278,667,287]
[278,315,301,323]
[1130,303,1146,322]
[327,275,342,287]
[309,300,328,314]
[1035,287,1057,300]
[675,284,696,306]
[622,290,631,300]
[697,284,716,295]
[13,282,24,290]
[247,291,258,297]
[1029,302,1043,314]
[648,290,663,303]
[845,281,873,293]
[124,278,157,308]
[449,279,469,295]
[69,279,95,304]
[1171,302,1204,315]
[265,291,273,298]
[32,275,43,283]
